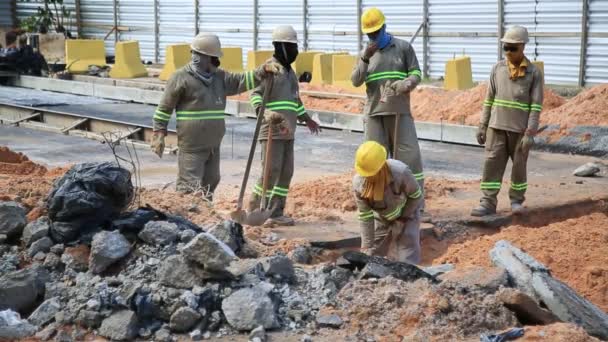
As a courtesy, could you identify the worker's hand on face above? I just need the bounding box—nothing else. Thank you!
[305,118,321,135]
[476,125,487,145]
[362,42,378,62]
[151,131,165,158]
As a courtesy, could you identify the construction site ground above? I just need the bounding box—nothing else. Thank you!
[1,86,607,341]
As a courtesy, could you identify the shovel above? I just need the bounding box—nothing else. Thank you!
[230,78,274,225]
[244,122,275,226]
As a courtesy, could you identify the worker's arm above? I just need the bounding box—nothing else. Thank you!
[401,170,423,218]
[354,192,375,250]
[296,97,321,134]
[527,68,544,135]
[153,74,183,134]
[351,45,374,87]
[224,61,281,96]
[481,65,497,127]
[249,82,265,115]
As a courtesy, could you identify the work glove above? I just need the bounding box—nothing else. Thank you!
[362,42,378,63]
[476,124,487,145]
[255,60,282,79]
[380,80,413,102]
[264,110,289,135]
[520,135,534,153]
[151,131,165,158]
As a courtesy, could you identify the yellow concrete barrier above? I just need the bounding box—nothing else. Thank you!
[291,51,321,76]
[109,41,148,79]
[159,44,190,81]
[246,50,274,70]
[444,56,474,90]
[332,54,365,94]
[532,60,544,77]
[220,47,244,73]
[65,39,106,74]
[310,52,348,85]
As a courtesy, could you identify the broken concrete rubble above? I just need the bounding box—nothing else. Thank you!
[573,162,601,177]
[497,288,558,325]
[316,314,343,328]
[98,309,139,341]
[139,221,179,245]
[22,216,50,246]
[0,201,27,239]
[0,266,50,313]
[181,232,236,271]
[208,220,246,254]
[261,255,296,282]
[490,240,608,339]
[438,266,508,292]
[89,230,132,274]
[27,297,61,327]
[222,285,279,331]
[339,251,437,283]
[169,306,202,332]
[0,309,37,340]
[158,254,206,289]
[28,236,53,257]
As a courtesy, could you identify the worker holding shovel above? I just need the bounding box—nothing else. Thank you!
[150,33,280,200]
[246,25,321,226]
[353,141,423,264]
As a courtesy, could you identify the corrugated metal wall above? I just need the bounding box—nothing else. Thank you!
[80,0,115,54]
[257,0,303,50]
[307,0,357,53]
[16,0,78,36]
[587,0,608,84]
[429,0,497,81]
[118,0,155,62]
[200,0,253,64]
[0,0,14,28]
[158,0,195,62]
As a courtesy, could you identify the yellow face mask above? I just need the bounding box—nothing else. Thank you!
[361,162,392,202]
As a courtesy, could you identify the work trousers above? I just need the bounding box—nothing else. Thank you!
[176,147,220,201]
[373,209,421,264]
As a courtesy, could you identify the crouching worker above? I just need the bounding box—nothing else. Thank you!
[352,141,423,264]
[151,33,280,200]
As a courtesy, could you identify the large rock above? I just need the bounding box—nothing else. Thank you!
[138,221,179,245]
[221,286,279,331]
[98,310,138,341]
[0,266,50,313]
[439,266,508,292]
[28,297,61,327]
[261,255,295,282]
[0,309,37,340]
[208,221,245,253]
[316,314,343,328]
[158,255,206,289]
[169,307,201,333]
[181,232,236,271]
[89,230,131,274]
[573,162,601,177]
[21,217,50,246]
[497,288,558,325]
[28,237,54,258]
[0,202,27,239]
[491,240,608,339]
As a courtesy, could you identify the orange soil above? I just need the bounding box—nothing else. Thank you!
[0,146,48,176]
[541,84,608,128]
[435,212,608,313]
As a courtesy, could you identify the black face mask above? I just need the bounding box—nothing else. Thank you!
[273,42,299,67]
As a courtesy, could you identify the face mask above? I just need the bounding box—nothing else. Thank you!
[274,42,299,66]
[191,52,212,75]
[372,25,392,50]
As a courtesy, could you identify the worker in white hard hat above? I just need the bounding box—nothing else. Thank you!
[151,33,280,200]
[471,25,544,216]
[247,25,321,226]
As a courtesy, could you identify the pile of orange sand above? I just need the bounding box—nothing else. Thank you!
[435,212,608,313]
[0,146,48,176]
[541,84,608,128]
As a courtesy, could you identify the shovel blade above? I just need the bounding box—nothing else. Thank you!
[229,209,248,224]
[243,209,273,226]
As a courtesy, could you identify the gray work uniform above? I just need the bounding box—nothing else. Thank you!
[353,159,424,264]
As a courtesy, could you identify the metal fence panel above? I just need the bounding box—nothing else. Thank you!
[587,0,608,84]
[0,0,14,28]
[118,0,155,62]
[200,0,253,66]
[428,0,497,80]
[158,0,195,62]
[257,0,303,50]
[307,0,358,54]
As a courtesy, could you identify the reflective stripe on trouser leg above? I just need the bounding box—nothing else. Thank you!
[269,140,294,218]
[480,128,509,210]
[177,149,210,194]
[248,139,287,212]
[509,132,529,204]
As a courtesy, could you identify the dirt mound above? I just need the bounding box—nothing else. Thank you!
[541,84,608,128]
[326,277,517,341]
[435,212,608,312]
[0,146,48,175]
[137,188,223,226]
[522,323,601,342]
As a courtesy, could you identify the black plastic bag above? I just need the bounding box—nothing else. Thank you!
[46,162,134,243]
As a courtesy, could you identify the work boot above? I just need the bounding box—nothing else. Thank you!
[511,202,526,215]
[470,205,496,217]
[268,215,295,226]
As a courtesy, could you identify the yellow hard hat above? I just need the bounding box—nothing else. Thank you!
[361,7,386,34]
[355,141,387,177]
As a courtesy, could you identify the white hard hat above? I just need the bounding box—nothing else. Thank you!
[501,25,529,44]
[191,33,223,57]
[272,25,298,44]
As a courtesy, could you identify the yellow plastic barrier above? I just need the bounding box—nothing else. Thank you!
[65,39,106,74]
[159,44,190,81]
[246,50,274,70]
[109,41,148,79]
[331,54,365,94]
[291,51,321,76]
[444,56,474,90]
[310,52,348,85]
[220,47,244,73]
[532,60,544,77]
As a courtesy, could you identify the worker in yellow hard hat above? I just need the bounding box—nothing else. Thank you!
[352,141,423,264]
[352,7,426,206]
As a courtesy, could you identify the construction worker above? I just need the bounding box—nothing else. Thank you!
[247,25,321,226]
[353,141,423,264]
[471,25,543,216]
[351,7,425,193]
[151,33,280,200]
